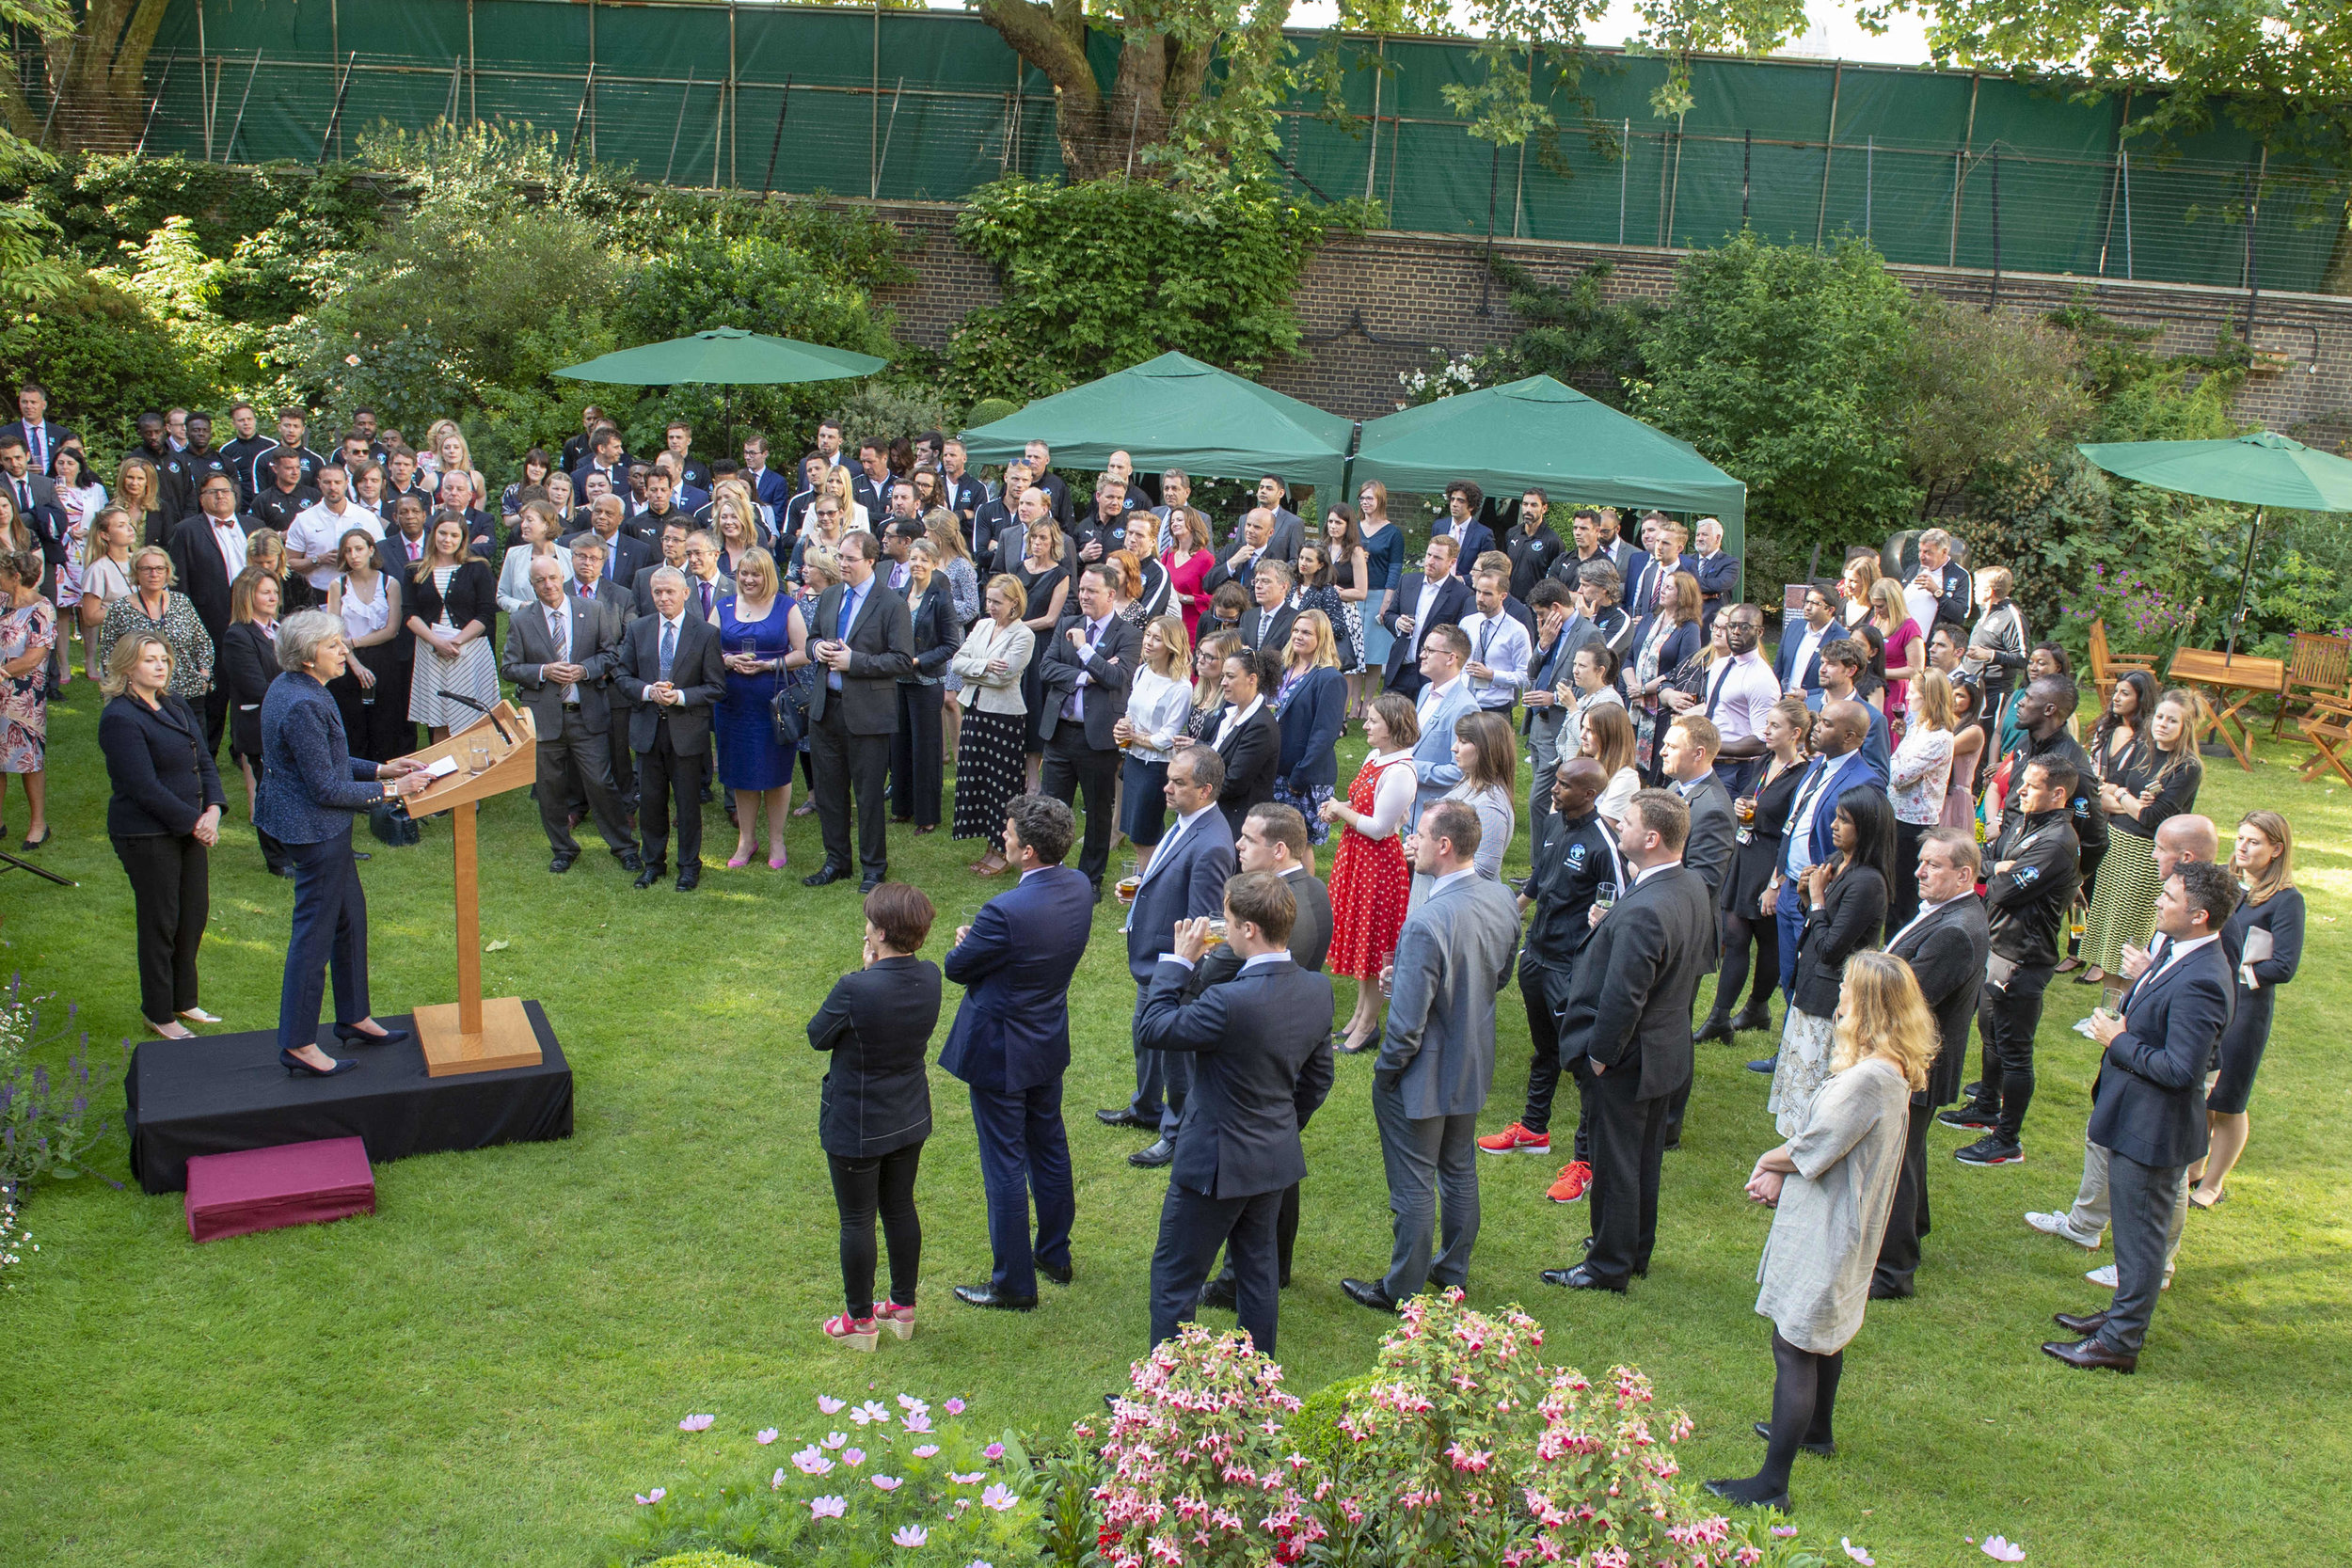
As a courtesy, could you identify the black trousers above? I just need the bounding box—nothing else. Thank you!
[889,681,945,828]
[538,706,634,859]
[1516,960,1570,1135]
[248,755,292,874]
[201,679,230,759]
[1872,1099,1935,1295]
[1889,818,1928,932]
[1583,1067,1668,1282]
[826,1142,924,1319]
[1386,663,1426,699]
[1151,1181,1283,1356]
[811,704,892,877]
[277,826,369,1056]
[112,832,209,1025]
[339,647,415,763]
[1212,1180,1301,1292]
[635,726,706,870]
[1975,961,2053,1142]
[1713,907,1779,1021]
[1041,728,1119,887]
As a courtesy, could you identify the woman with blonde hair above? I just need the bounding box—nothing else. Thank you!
[1868,577,1924,719]
[423,420,487,500]
[0,548,56,847]
[1839,551,1881,629]
[117,452,167,547]
[715,546,806,870]
[2078,686,2201,987]
[788,546,845,812]
[1186,627,1241,738]
[709,486,763,579]
[822,465,871,533]
[2187,810,2303,1208]
[949,573,1036,873]
[1708,949,1931,1513]
[220,566,289,868]
[1111,611,1194,875]
[1272,608,1347,840]
[925,508,980,762]
[78,505,139,681]
[1885,666,1957,929]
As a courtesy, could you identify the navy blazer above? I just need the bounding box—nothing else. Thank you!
[940,864,1097,1093]
[2089,940,2234,1168]
[1275,664,1347,793]
[1136,955,1336,1200]
[1379,573,1473,678]
[1773,621,1840,696]
[809,955,943,1159]
[904,582,960,682]
[1784,753,1890,876]
[1124,806,1235,982]
[1434,516,1494,563]
[100,692,226,837]
[253,672,382,845]
[1626,614,1703,695]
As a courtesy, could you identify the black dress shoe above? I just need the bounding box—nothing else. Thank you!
[953,1282,1038,1311]
[1129,1137,1175,1167]
[1753,1419,1836,1457]
[1693,1011,1734,1044]
[1728,1007,1774,1033]
[2053,1307,2112,1336]
[280,1048,358,1078]
[1038,1260,1073,1287]
[1340,1277,1400,1314]
[803,863,850,887]
[1540,1262,1627,1293]
[1096,1107,1156,1130]
[549,852,577,874]
[2042,1336,2136,1373]
[1197,1279,1238,1312]
[634,863,666,889]
[859,873,885,894]
[617,849,644,873]
[1702,1478,1790,1511]
[334,1022,410,1048]
[1867,1279,1915,1300]
[676,864,701,891]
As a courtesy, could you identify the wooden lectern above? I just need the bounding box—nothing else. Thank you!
[391,702,544,1077]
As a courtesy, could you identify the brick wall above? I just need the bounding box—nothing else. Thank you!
[854,198,2352,451]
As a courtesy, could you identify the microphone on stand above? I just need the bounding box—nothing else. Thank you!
[437,689,513,746]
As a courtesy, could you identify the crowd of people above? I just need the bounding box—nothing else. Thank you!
[7,381,2308,1515]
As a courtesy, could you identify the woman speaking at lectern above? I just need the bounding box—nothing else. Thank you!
[256,610,428,1078]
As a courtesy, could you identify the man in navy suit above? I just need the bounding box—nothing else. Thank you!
[941,794,1095,1311]
[0,381,73,475]
[737,433,794,515]
[1772,583,1841,707]
[1135,870,1336,1355]
[1380,535,1472,698]
[2044,863,2237,1374]
[1103,749,1237,1164]
[1687,516,1741,630]
[1434,480,1495,563]
[1755,702,1886,1067]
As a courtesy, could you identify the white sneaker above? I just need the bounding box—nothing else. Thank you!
[2086,1263,2171,1290]
[2026,1211,2101,1250]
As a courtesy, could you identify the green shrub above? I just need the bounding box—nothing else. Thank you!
[0,273,216,456]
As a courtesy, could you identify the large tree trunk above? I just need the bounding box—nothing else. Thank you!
[6,0,176,153]
[976,0,1211,181]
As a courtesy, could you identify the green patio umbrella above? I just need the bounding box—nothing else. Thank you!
[1353,375,1750,592]
[959,352,1354,494]
[2076,430,2352,657]
[554,327,887,449]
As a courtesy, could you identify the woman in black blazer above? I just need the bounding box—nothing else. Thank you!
[219,567,291,875]
[808,883,944,1350]
[1196,644,1281,835]
[890,541,961,832]
[1767,784,1893,1135]
[98,631,227,1037]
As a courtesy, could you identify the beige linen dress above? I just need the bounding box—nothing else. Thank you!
[1754,1056,1911,1354]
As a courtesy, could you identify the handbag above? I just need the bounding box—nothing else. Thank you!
[769,638,804,751]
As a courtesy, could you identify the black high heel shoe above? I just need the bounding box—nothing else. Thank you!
[21,828,51,849]
[334,1022,410,1047]
[281,1048,358,1078]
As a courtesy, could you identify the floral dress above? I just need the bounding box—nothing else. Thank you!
[1,597,57,772]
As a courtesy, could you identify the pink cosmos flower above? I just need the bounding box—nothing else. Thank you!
[632,1488,665,1505]
[793,1446,835,1477]
[755,1428,778,1446]
[810,1495,848,1519]
[898,1393,928,1413]
[1982,1538,2026,1562]
[1843,1540,1876,1566]
[771,1467,786,1490]
[913,1444,940,1458]
[843,1448,866,1467]
[852,1400,891,1425]
[946,1398,967,1415]
[892,1524,930,1547]
[981,1482,1018,1512]
[984,1442,1006,1460]
[902,1412,933,1433]
[872,1475,903,1491]
[951,1471,987,1484]
[822,1432,849,1449]
[1772,1527,1799,1538]
[677,1414,714,1432]
[818,1395,847,1414]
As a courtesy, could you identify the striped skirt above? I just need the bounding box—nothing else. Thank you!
[2081,827,2162,973]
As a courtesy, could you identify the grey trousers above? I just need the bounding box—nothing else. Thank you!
[1129,980,1191,1138]
[2062,1136,2186,1268]
[1527,707,1566,847]
[2098,1150,2188,1356]
[1373,1078,1480,1302]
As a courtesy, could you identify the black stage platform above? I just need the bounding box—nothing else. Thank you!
[125,1003,573,1195]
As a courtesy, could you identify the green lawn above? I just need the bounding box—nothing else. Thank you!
[2,687,2347,1568]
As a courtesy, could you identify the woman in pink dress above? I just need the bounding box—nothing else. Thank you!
[1869,578,1923,732]
[1319,691,1421,1053]
[1161,507,1215,640]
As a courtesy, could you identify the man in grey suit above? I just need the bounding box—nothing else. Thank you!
[1873,828,1990,1298]
[1104,748,1236,1164]
[502,557,641,877]
[1343,800,1521,1313]
[1408,625,1480,821]
[560,533,641,811]
[1658,712,1739,1149]
[1545,789,1718,1293]
[804,530,915,892]
[615,566,727,890]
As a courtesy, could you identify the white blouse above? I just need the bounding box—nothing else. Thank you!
[1597,764,1641,826]
[1357,750,1421,839]
[1123,665,1193,763]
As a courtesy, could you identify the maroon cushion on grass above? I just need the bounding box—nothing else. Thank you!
[184,1135,375,1243]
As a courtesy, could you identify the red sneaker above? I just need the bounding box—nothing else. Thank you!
[1477,1121,1552,1156]
[1546,1161,1593,1203]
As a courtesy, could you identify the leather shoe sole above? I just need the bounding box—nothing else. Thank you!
[1340,1277,1400,1314]
[1541,1263,1627,1293]
[2042,1337,2136,1373]
[953,1283,1038,1312]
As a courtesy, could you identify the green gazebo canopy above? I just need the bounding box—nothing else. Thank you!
[960,352,1354,495]
[1354,374,1749,570]
[554,327,886,386]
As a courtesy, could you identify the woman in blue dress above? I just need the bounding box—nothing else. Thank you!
[714,546,807,871]
[1356,480,1406,692]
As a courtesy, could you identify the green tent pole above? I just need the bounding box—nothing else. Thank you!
[2224,505,2262,664]
[1340,420,1361,502]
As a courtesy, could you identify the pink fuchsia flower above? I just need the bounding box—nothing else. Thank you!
[677,1414,714,1432]
[632,1488,665,1505]
[892,1524,930,1547]
[843,1448,866,1467]
[818,1395,847,1414]
[810,1495,848,1519]
[792,1446,835,1477]
[912,1444,940,1458]
[1843,1540,1876,1565]
[981,1482,1018,1512]
[852,1400,891,1425]
[755,1428,779,1446]
[872,1475,903,1491]
[1982,1538,2026,1562]
[984,1442,1006,1460]
[822,1432,849,1449]
[951,1471,987,1485]
[946,1398,967,1415]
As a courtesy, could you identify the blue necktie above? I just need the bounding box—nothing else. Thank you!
[659,620,675,681]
